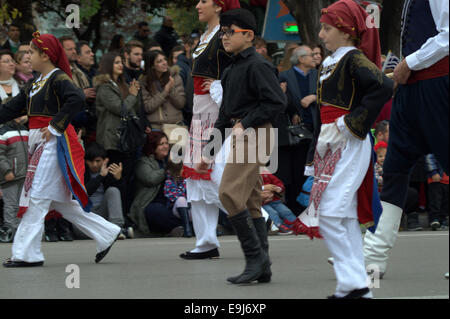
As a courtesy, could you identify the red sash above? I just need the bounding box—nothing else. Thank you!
[408,56,449,84]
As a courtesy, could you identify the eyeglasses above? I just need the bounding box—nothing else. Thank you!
[0,59,15,64]
[219,29,252,39]
[300,53,315,58]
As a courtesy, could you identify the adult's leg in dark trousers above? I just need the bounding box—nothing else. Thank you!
[144,202,182,234]
[428,182,446,225]
[364,83,428,275]
[418,76,449,174]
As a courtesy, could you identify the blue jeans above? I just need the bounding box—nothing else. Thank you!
[263,200,296,227]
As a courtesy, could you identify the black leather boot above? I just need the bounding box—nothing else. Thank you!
[177,207,193,238]
[228,217,272,284]
[226,210,270,284]
[253,217,272,283]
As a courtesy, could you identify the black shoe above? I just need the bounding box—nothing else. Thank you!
[3,258,44,268]
[430,220,441,231]
[177,207,194,238]
[95,233,120,263]
[59,233,74,241]
[45,231,59,242]
[226,211,270,284]
[327,288,371,299]
[0,226,13,243]
[179,248,220,260]
[57,218,73,241]
[407,213,423,231]
[44,219,59,242]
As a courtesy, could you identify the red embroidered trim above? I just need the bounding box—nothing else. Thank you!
[17,206,27,218]
[286,218,324,240]
[182,166,212,181]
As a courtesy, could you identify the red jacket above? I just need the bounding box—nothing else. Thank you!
[261,172,285,203]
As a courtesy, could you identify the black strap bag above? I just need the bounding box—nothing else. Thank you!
[286,115,313,146]
[117,101,146,153]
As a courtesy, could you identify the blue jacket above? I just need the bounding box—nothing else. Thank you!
[425,154,444,178]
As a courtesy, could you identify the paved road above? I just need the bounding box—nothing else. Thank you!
[0,231,448,299]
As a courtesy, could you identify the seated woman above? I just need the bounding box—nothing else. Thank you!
[140,50,186,131]
[129,132,187,237]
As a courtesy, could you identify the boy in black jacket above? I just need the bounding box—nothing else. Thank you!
[83,143,133,239]
[196,8,287,284]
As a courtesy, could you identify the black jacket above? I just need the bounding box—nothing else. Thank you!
[211,47,287,147]
[0,70,85,134]
[191,32,233,80]
[84,166,122,197]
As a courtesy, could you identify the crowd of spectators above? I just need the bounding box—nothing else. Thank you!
[0,16,447,243]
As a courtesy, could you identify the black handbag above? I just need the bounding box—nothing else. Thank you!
[286,116,313,146]
[117,101,146,153]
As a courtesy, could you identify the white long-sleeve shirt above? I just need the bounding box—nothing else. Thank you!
[404,0,449,71]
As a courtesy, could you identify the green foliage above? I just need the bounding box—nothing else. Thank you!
[167,4,205,36]
[79,0,102,21]
[0,3,22,25]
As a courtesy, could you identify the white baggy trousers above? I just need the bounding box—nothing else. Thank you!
[11,129,120,263]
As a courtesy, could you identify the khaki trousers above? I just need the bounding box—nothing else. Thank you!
[219,123,274,218]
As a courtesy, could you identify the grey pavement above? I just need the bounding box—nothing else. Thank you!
[0,231,448,299]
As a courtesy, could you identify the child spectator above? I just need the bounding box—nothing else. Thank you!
[425,154,449,230]
[0,115,28,242]
[164,159,193,238]
[374,141,387,192]
[83,142,132,239]
[375,141,421,231]
[261,168,296,235]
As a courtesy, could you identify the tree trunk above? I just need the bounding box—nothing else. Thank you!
[379,0,405,57]
[283,0,405,57]
[282,0,335,44]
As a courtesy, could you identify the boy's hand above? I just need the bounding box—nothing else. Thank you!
[100,158,109,177]
[40,127,53,141]
[108,162,123,180]
[265,184,282,193]
[232,122,244,136]
[4,172,15,182]
[261,189,274,203]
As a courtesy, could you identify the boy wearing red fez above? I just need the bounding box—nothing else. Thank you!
[364,0,449,279]
[0,32,121,267]
[286,0,393,298]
